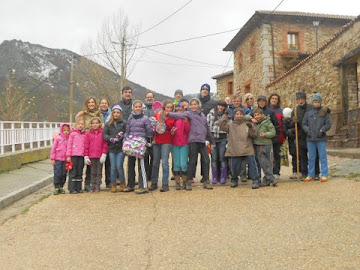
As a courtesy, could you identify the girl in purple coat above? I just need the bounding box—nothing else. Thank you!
[166,98,215,190]
[123,100,154,194]
[84,117,108,192]
[66,118,86,194]
[50,123,70,195]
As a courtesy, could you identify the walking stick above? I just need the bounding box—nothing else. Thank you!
[294,106,300,181]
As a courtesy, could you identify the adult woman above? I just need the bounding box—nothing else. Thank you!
[268,93,285,179]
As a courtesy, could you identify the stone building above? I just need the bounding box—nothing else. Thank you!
[218,11,355,96]
[211,70,234,100]
[266,16,360,147]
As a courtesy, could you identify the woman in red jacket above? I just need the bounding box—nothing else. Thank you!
[149,100,175,192]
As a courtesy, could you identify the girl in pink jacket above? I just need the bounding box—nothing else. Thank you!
[171,104,190,190]
[50,123,70,195]
[66,118,86,194]
[84,117,108,192]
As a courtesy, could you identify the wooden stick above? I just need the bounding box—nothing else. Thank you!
[294,106,300,181]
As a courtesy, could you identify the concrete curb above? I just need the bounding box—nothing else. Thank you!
[0,175,53,209]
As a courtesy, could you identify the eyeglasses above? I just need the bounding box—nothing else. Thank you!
[246,98,254,101]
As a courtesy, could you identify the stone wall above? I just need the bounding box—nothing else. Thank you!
[214,73,233,100]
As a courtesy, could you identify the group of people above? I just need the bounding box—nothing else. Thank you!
[50,83,332,195]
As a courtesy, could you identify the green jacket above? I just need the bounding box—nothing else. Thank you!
[253,116,275,145]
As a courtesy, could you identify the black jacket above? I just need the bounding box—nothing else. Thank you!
[118,98,132,121]
[103,119,126,153]
[199,94,216,116]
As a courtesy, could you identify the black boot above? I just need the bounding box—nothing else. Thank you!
[230,179,238,188]
[76,179,83,193]
[69,179,77,194]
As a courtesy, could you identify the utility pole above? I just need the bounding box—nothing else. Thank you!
[69,56,74,124]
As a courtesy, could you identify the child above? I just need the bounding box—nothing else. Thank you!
[166,98,215,190]
[302,93,331,182]
[84,117,108,192]
[171,103,190,190]
[123,100,154,194]
[228,95,249,119]
[219,108,260,189]
[250,108,276,187]
[66,118,86,194]
[282,107,297,179]
[150,100,175,192]
[207,100,228,184]
[103,105,126,193]
[51,123,70,195]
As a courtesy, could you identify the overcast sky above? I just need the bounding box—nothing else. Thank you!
[1,0,359,96]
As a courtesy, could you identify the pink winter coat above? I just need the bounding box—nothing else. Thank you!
[50,123,70,161]
[66,128,86,157]
[84,128,108,158]
[172,118,190,146]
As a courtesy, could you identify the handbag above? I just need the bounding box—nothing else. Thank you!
[122,135,147,158]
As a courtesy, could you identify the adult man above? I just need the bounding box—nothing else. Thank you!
[198,83,216,116]
[118,86,133,121]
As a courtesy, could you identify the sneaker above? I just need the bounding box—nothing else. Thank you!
[230,181,238,188]
[123,187,135,192]
[320,177,328,182]
[303,176,313,182]
[118,181,126,192]
[175,184,181,190]
[186,181,192,191]
[160,185,169,192]
[260,180,270,187]
[314,175,320,181]
[59,187,66,194]
[203,181,213,190]
[135,188,149,194]
[70,190,78,194]
[53,187,61,195]
[149,183,158,191]
[84,186,91,192]
[182,182,187,190]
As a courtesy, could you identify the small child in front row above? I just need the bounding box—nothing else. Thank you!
[66,118,86,194]
[84,117,108,192]
[166,98,215,190]
[282,107,297,179]
[171,103,190,190]
[50,123,71,195]
[219,108,260,189]
[247,108,276,187]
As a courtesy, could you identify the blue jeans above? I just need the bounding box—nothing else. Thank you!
[151,144,173,185]
[109,152,125,184]
[211,141,227,169]
[307,141,328,177]
[172,145,188,172]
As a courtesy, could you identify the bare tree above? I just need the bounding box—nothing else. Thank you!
[0,69,29,121]
[81,9,142,99]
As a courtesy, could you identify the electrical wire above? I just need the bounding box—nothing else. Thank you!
[134,0,193,38]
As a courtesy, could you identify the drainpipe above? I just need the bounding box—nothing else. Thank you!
[269,20,277,80]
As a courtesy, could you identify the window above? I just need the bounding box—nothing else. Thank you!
[250,40,256,62]
[227,80,234,96]
[245,83,251,93]
[238,51,243,71]
[288,32,299,50]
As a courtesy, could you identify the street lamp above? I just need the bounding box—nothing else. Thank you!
[313,21,320,50]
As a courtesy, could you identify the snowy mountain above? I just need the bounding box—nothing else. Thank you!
[0,39,170,121]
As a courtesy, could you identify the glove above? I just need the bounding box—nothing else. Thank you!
[84,156,91,165]
[110,137,119,143]
[246,122,252,127]
[318,106,329,118]
[100,153,107,164]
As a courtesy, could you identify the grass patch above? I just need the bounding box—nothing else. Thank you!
[20,194,51,215]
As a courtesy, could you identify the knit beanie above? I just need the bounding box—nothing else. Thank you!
[174,89,184,97]
[112,104,122,111]
[257,95,267,102]
[312,93,322,103]
[296,92,306,100]
[283,107,292,118]
[200,83,210,92]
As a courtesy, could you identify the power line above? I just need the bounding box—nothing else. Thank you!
[143,47,229,68]
[129,57,221,68]
[135,0,193,37]
[222,53,233,73]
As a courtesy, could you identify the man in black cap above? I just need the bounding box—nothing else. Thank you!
[198,83,216,116]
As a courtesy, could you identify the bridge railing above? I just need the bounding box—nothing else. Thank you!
[0,121,63,155]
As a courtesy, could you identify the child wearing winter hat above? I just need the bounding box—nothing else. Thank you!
[51,123,71,195]
[302,93,331,182]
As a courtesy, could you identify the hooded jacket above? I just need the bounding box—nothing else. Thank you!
[66,128,86,157]
[51,123,70,161]
[84,128,108,158]
[255,105,279,144]
[172,117,190,146]
[219,114,257,157]
[103,119,126,153]
[124,113,153,139]
[302,106,331,142]
[76,110,104,132]
[253,116,276,145]
[167,110,215,145]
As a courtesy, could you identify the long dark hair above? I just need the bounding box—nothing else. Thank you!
[268,93,281,107]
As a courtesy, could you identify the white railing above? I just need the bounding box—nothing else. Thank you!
[0,121,63,155]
